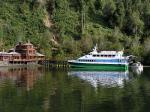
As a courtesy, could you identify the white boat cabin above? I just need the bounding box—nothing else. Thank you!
[78,45,125,60]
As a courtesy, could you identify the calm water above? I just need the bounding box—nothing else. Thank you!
[0,66,150,112]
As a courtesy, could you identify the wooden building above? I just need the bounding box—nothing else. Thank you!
[0,51,12,61]
[0,41,45,65]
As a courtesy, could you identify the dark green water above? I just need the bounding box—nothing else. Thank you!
[0,67,150,112]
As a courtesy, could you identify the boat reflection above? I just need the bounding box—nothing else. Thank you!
[0,67,43,91]
[68,71,129,87]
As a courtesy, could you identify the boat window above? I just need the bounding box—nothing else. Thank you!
[93,55,96,57]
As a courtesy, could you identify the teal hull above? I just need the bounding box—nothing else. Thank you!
[69,62,128,71]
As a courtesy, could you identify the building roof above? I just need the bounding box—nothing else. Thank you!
[9,48,15,51]
[23,43,33,46]
[8,52,21,55]
[36,52,45,57]
[23,40,33,46]
[0,52,10,55]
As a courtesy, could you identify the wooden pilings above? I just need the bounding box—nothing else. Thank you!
[39,60,70,68]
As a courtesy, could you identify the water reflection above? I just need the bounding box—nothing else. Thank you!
[0,67,149,112]
[68,71,129,87]
[0,67,43,91]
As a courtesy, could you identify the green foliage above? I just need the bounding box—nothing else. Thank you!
[102,0,116,27]
[143,38,150,64]
[52,0,80,38]
[0,0,51,54]
[114,2,125,28]
[1,0,150,64]
[125,11,144,35]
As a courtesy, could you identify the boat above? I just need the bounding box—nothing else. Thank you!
[68,45,129,71]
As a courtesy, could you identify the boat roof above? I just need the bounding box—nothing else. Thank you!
[90,45,123,55]
[94,51,123,55]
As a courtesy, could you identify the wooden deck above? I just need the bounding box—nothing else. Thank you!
[39,60,69,68]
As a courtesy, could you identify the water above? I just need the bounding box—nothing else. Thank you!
[0,67,150,112]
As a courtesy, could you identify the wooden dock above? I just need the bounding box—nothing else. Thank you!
[39,60,70,68]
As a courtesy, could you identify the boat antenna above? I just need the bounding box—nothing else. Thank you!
[93,44,97,52]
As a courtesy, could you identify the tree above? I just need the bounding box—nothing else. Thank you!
[114,1,125,29]
[124,11,144,36]
[102,0,116,27]
[143,38,150,64]
[52,0,79,39]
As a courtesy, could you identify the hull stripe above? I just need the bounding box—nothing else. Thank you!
[69,62,128,71]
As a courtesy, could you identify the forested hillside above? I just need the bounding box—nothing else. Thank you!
[0,0,150,64]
